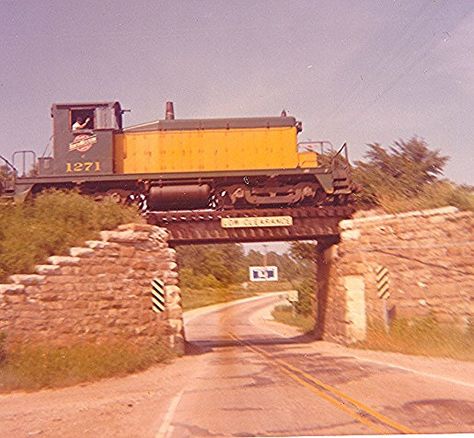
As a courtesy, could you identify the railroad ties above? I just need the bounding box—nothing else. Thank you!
[146,206,353,245]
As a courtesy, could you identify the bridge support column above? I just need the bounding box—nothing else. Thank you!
[315,236,368,344]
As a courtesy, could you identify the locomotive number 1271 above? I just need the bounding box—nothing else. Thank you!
[65,161,101,173]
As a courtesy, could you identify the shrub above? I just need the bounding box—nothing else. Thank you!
[295,276,315,315]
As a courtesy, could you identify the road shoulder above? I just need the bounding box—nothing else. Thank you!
[251,299,474,389]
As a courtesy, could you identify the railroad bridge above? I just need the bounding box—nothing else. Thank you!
[146,206,353,246]
[1,206,472,356]
[0,204,354,355]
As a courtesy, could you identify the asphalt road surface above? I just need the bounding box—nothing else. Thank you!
[1,294,474,437]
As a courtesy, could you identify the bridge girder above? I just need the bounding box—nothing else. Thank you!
[146,206,353,245]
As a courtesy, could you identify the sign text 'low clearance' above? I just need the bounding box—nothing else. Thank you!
[221,216,293,229]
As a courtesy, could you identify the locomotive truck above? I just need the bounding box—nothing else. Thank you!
[0,101,352,211]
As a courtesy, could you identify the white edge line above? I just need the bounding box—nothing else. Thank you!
[155,390,184,438]
[355,357,474,389]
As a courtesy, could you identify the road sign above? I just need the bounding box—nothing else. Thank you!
[375,265,390,300]
[249,266,278,282]
[151,278,165,312]
[221,216,292,228]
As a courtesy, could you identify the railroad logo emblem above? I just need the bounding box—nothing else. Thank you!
[69,134,97,153]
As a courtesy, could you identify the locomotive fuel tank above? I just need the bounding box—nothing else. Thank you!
[148,184,211,211]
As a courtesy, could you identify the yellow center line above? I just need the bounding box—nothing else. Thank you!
[229,332,417,435]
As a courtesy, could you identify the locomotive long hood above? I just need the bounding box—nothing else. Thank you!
[123,116,300,133]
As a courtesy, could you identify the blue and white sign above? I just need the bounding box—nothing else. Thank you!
[249,266,278,282]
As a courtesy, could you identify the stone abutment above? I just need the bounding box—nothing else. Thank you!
[316,207,474,344]
[0,223,185,354]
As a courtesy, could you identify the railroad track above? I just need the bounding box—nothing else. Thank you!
[229,332,417,435]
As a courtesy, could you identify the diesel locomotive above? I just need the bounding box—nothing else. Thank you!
[1,101,352,211]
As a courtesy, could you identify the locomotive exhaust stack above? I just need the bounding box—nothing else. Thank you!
[165,101,175,120]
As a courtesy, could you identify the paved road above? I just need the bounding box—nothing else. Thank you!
[1,294,474,437]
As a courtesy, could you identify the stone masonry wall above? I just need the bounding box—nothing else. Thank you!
[0,223,184,354]
[317,207,474,344]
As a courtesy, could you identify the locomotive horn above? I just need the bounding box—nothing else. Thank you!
[165,101,175,120]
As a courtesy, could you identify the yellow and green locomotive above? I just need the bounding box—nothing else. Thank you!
[7,101,352,211]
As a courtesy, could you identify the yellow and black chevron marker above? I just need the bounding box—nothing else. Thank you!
[375,266,390,300]
[152,278,165,313]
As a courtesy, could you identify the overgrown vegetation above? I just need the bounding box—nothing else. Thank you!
[354,318,474,362]
[0,340,174,392]
[271,304,315,333]
[0,190,140,282]
[352,137,474,213]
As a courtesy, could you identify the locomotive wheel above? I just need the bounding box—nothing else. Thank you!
[211,188,234,210]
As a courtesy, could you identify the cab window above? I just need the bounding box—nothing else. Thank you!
[71,109,94,131]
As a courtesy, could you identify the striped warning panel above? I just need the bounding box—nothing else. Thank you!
[152,278,165,313]
[375,266,390,300]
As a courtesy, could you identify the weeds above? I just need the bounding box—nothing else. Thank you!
[0,190,141,282]
[0,340,174,392]
[271,304,315,333]
[354,317,474,361]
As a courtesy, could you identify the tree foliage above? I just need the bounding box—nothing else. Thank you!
[353,137,452,210]
[176,244,308,290]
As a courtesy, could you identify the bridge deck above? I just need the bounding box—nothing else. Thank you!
[146,206,353,245]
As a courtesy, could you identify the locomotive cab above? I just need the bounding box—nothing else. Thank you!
[39,101,123,176]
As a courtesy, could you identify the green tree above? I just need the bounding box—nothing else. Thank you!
[353,137,449,209]
[289,241,317,315]
[176,243,247,288]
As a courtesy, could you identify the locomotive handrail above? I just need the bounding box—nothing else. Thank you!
[331,142,352,181]
[298,140,334,155]
[332,142,349,162]
[0,154,17,194]
[0,154,18,174]
[12,150,37,177]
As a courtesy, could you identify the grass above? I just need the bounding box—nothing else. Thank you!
[0,339,174,392]
[271,304,315,333]
[0,190,141,282]
[353,318,474,362]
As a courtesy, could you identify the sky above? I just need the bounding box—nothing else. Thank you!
[1,0,473,186]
